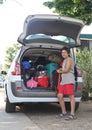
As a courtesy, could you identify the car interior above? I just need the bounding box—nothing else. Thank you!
[21,48,63,91]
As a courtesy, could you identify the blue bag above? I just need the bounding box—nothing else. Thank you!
[22,61,31,69]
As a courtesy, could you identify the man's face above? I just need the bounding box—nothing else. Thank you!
[61,50,69,59]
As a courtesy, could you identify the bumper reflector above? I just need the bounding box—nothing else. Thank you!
[16,86,22,90]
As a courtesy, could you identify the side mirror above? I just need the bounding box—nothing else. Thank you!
[1,71,7,75]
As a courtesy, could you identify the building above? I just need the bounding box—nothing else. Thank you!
[80,23,92,51]
[80,34,92,51]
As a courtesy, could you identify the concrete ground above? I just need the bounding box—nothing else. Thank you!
[0,88,41,130]
[1,88,92,130]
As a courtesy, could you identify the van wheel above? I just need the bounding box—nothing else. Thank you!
[5,97,16,113]
[65,102,79,111]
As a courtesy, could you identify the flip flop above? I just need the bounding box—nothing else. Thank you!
[65,114,77,120]
[56,113,68,118]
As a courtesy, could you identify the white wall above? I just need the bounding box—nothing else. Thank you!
[89,40,92,52]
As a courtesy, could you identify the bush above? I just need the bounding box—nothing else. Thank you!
[76,47,92,101]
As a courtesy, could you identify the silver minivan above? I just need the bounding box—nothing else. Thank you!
[4,14,85,113]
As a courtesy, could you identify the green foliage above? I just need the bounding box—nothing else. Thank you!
[0,0,6,4]
[43,0,92,25]
[0,0,4,4]
[76,47,92,100]
[5,43,20,70]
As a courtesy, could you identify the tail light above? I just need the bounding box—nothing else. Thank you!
[75,65,83,92]
[76,66,82,77]
[11,62,21,75]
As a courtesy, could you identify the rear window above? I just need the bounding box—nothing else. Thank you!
[25,34,75,45]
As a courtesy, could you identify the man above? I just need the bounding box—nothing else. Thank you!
[57,47,77,120]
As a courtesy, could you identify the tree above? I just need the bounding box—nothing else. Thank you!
[4,43,20,70]
[0,0,6,4]
[0,0,21,5]
[43,0,92,25]
[76,47,92,101]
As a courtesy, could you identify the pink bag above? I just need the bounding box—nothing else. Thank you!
[27,78,38,88]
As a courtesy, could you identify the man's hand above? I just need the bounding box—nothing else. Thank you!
[57,68,62,73]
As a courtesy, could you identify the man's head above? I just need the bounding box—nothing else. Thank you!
[61,47,70,58]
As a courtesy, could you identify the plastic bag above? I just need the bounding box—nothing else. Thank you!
[38,75,49,88]
[27,78,38,88]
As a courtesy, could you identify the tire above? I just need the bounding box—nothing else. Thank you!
[5,96,16,113]
[65,102,80,111]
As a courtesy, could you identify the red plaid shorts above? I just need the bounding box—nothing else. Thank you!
[57,83,74,95]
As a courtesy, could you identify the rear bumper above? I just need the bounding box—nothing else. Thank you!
[10,81,82,97]
[7,95,81,103]
[6,81,82,103]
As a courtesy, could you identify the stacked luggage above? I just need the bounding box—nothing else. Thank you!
[22,54,62,90]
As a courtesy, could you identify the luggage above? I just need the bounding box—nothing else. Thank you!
[38,75,49,88]
[46,62,59,82]
[27,78,38,88]
[52,70,59,90]
[52,70,61,90]
[27,75,49,88]
[22,61,31,69]
[48,54,62,64]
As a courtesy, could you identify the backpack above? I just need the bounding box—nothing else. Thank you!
[22,61,31,69]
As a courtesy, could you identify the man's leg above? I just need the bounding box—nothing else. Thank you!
[65,95,77,120]
[69,95,75,115]
[57,93,66,114]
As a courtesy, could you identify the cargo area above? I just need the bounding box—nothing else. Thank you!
[20,48,63,91]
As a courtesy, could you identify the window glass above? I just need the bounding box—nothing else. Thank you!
[26,34,75,45]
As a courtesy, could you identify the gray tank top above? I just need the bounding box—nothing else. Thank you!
[60,57,75,85]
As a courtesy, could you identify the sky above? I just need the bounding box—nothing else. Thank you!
[0,0,92,65]
[0,0,53,64]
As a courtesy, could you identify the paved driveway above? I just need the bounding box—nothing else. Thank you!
[0,88,92,130]
[0,88,41,130]
[24,101,92,130]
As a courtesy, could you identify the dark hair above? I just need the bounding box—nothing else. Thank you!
[61,47,70,54]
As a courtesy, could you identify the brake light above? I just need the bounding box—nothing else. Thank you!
[11,62,21,75]
[76,66,82,77]
[77,87,81,91]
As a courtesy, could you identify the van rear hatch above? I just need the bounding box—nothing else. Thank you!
[17,14,85,46]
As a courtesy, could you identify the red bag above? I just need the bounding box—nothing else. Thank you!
[38,75,49,88]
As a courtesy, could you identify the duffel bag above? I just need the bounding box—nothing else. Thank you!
[38,75,49,88]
